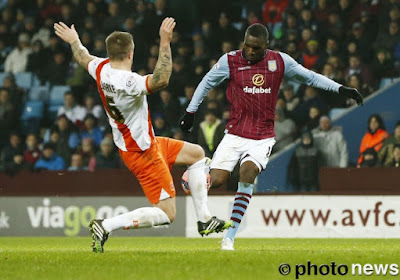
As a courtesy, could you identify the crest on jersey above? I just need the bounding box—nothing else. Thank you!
[126,75,135,87]
[252,74,264,86]
[268,60,277,72]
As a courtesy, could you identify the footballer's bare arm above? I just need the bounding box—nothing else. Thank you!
[147,17,176,93]
[54,22,96,69]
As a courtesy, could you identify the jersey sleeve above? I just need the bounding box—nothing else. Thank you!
[124,73,150,97]
[279,52,342,92]
[87,57,107,80]
[186,54,230,113]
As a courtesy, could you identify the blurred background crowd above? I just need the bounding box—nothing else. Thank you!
[0,0,399,190]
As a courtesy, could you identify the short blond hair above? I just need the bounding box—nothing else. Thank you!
[105,31,134,61]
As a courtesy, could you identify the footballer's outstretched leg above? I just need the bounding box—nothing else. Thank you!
[89,219,109,253]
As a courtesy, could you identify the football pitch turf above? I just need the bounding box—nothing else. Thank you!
[1,238,400,280]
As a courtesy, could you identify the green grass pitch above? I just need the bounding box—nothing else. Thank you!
[1,237,400,280]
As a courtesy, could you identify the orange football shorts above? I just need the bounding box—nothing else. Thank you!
[119,137,184,204]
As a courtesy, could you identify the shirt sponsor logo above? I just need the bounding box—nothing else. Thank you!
[268,60,277,72]
[243,86,272,94]
[252,74,264,86]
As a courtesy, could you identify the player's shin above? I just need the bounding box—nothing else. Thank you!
[188,158,212,223]
[225,182,254,240]
[102,207,170,232]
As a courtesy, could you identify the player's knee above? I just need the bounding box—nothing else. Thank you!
[192,144,205,162]
[211,176,224,189]
[239,163,259,184]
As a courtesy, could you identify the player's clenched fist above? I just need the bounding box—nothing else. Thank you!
[159,17,176,43]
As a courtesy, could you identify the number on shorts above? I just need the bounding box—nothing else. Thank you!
[106,96,125,124]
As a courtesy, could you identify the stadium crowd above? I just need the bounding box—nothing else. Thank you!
[0,0,399,190]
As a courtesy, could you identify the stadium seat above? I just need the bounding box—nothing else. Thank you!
[329,108,346,120]
[47,104,61,122]
[49,85,70,106]
[29,86,50,102]
[20,101,44,134]
[21,101,44,120]
[15,72,33,89]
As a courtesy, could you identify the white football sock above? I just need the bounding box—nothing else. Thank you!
[188,158,212,223]
[102,207,170,232]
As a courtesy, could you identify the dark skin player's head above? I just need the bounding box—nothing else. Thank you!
[243,23,269,64]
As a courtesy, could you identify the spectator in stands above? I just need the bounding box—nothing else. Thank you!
[83,95,104,123]
[80,113,103,147]
[313,0,331,26]
[358,114,389,166]
[304,106,321,132]
[0,88,18,147]
[371,48,398,87]
[386,144,400,167]
[102,2,124,34]
[274,107,296,152]
[154,89,181,127]
[48,130,71,167]
[2,74,25,111]
[262,0,289,34]
[344,55,372,87]
[347,22,372,63]
[299,39,320,70]
[92,35,107,58]
[281,84,299,118]
[294,86,327,126]
[68,153,87,171]
[359,148,381,168]
[288,131,321,191]
[27,40,49,83]
[374,21,400,55]
[312,116,348,167]
[214,13,240,47]
[0,132,23,172]
[379,121,400,166]
[76,138,96,170]
[94,138,120,170]
[153,113,172,137]
[345,74,372,106]
[46,50,69,85]
[197,109,225,158]
[57,91,86,125]
[23,133,40,170]
[44,114,80,150]
[4,33,32,74]
[34,143,65,171]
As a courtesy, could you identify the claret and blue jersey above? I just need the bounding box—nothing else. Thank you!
[187,50,342,140]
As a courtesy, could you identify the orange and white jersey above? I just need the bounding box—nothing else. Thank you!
[88,57,155,152]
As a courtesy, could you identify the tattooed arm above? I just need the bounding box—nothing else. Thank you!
[147,17,176,93]
[54,22,96,69]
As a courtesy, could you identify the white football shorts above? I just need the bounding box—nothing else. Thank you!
[210,133,276,173]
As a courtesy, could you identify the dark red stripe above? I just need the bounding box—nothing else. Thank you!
[233,209,244,216]
[234,203,247,210]
[235,197,250,204]
[231,217,241,224]
[236,192,252,199]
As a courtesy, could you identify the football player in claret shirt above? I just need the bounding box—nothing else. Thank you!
[54,18,232,253]
[180,23,363,251]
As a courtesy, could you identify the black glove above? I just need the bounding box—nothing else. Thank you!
[339,86,363,106]
[179,111,195,133]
